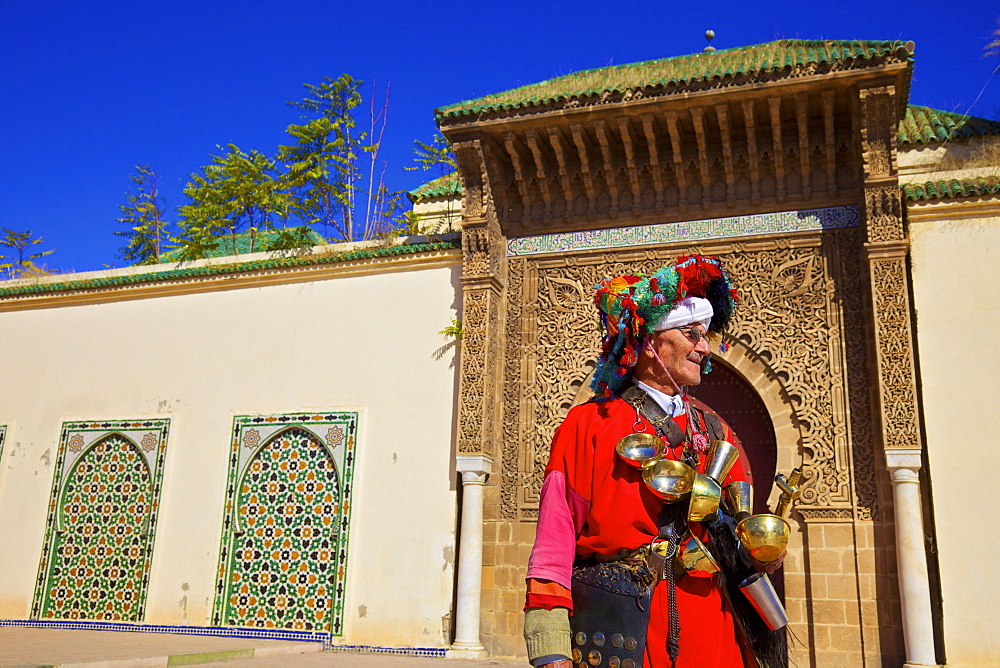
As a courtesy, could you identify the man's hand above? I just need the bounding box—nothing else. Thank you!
[752,550,786,574]
[539,661,572,668]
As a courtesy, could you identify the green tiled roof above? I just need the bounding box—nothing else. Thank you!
[158,226,327,263]
[437,39,914,120]
[898,106,1000,145]
[408,172,462,202]
[0,240,461,299]
[902,177,1000,202]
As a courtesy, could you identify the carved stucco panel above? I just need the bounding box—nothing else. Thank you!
[500,238,869,519]
[870,258,920,450]
[864,185,904,243]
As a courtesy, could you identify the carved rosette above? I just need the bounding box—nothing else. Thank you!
[500,238,869,519]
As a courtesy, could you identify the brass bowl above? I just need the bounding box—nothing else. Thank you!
[688,473,722,522]
[642,459,695,502]
[678,532,720,574]
[615,433,664,469]
[736,514,791,564]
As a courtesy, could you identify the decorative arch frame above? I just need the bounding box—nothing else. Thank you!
[212,411,359,636]
[31,418,170,621]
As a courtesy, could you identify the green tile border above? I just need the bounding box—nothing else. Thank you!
[31,418,171,621]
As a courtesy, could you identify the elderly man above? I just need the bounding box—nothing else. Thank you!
[523,256,784,667]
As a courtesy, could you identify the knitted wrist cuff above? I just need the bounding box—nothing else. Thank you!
[523,607,572,661]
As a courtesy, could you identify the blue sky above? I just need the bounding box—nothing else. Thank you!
[2,1,998,274]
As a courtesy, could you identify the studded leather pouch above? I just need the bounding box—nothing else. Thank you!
[570,557,654,668]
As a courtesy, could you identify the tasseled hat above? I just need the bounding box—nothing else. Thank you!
[591,255,738,399]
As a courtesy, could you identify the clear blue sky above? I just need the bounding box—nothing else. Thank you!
[2,1,998,274]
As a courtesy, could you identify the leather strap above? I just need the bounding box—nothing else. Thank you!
[620,385,686,449]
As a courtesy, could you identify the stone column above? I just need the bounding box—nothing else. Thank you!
[447,454,493,659]
[886,451,937,667]
[446,138,506,659]
[858,83,939,666]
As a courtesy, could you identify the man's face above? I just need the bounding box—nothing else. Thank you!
[645,323,711,387]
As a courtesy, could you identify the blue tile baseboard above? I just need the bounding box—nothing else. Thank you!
[0,619,326,644]
[0,619,450,656]
[325,643,448,657]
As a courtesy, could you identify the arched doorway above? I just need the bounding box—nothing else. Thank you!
[693,359,784,598]
[693,360,778,515]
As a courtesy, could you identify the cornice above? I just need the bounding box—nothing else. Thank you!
[0,247,461,313]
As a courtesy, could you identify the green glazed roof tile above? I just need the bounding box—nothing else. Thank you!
[408,172,462,202]
[437,39,915,120]
[158,226,327,263]
[898,106,1000,145]
[902,177,1000,202]
[0,239,461,300]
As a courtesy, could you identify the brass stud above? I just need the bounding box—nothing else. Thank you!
[610,633,624,648]
[593,631,606,646]
[572,648,582,663]
[608,656,621,667]
[622,660,636,668]
[624,637,638,651]
[588,649,602,666]
[574,631,587,646]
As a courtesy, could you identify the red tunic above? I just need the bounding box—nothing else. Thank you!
[526,397,750,667]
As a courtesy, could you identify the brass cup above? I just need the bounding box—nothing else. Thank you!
[723,480,753,521]
[688,473,722,522]
[705,440,740,483]
[735,514,791,564]
[642,459,696,502]
[615,433,664,469]
[677,533,720,574]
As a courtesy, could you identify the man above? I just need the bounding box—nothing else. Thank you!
[523,255,782,667]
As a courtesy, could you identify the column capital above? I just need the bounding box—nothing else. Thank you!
[885,449,923,474]
[456,454,493,476]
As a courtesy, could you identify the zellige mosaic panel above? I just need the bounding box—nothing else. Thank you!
[213,412,359,636]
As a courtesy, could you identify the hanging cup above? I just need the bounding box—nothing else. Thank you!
[642,459,695,502]
[735,514,790,564]
[723,481,753,522]
[739,572,789,631]
[677,532,720,575]
[688,473,722,522]
[615,433,664,469]
[704,440,740,483]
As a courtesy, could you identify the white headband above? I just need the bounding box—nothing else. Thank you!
[653,296,713,333]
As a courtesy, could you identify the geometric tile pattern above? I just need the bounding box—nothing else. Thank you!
[213,412,359,637]
[505,205,859,256]
[31,419,170,621]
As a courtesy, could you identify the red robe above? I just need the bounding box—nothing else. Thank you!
[526,397,750,667]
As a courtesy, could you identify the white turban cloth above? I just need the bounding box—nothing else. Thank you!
[653,296,713,333]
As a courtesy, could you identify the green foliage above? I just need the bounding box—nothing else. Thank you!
[438,318,463,340]
[406,133,456,175]
[177,145,292,258]
[0,227,55,279]
[279,74,364,242]
[123,73,413,262]
[114,165,173,264]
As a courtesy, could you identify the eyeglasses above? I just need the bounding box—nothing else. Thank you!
[667,325,708,344]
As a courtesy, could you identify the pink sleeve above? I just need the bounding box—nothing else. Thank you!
[526,469,590,588]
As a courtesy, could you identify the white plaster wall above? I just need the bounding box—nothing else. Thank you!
[910,212,1000,666]
[0,261,462,648]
